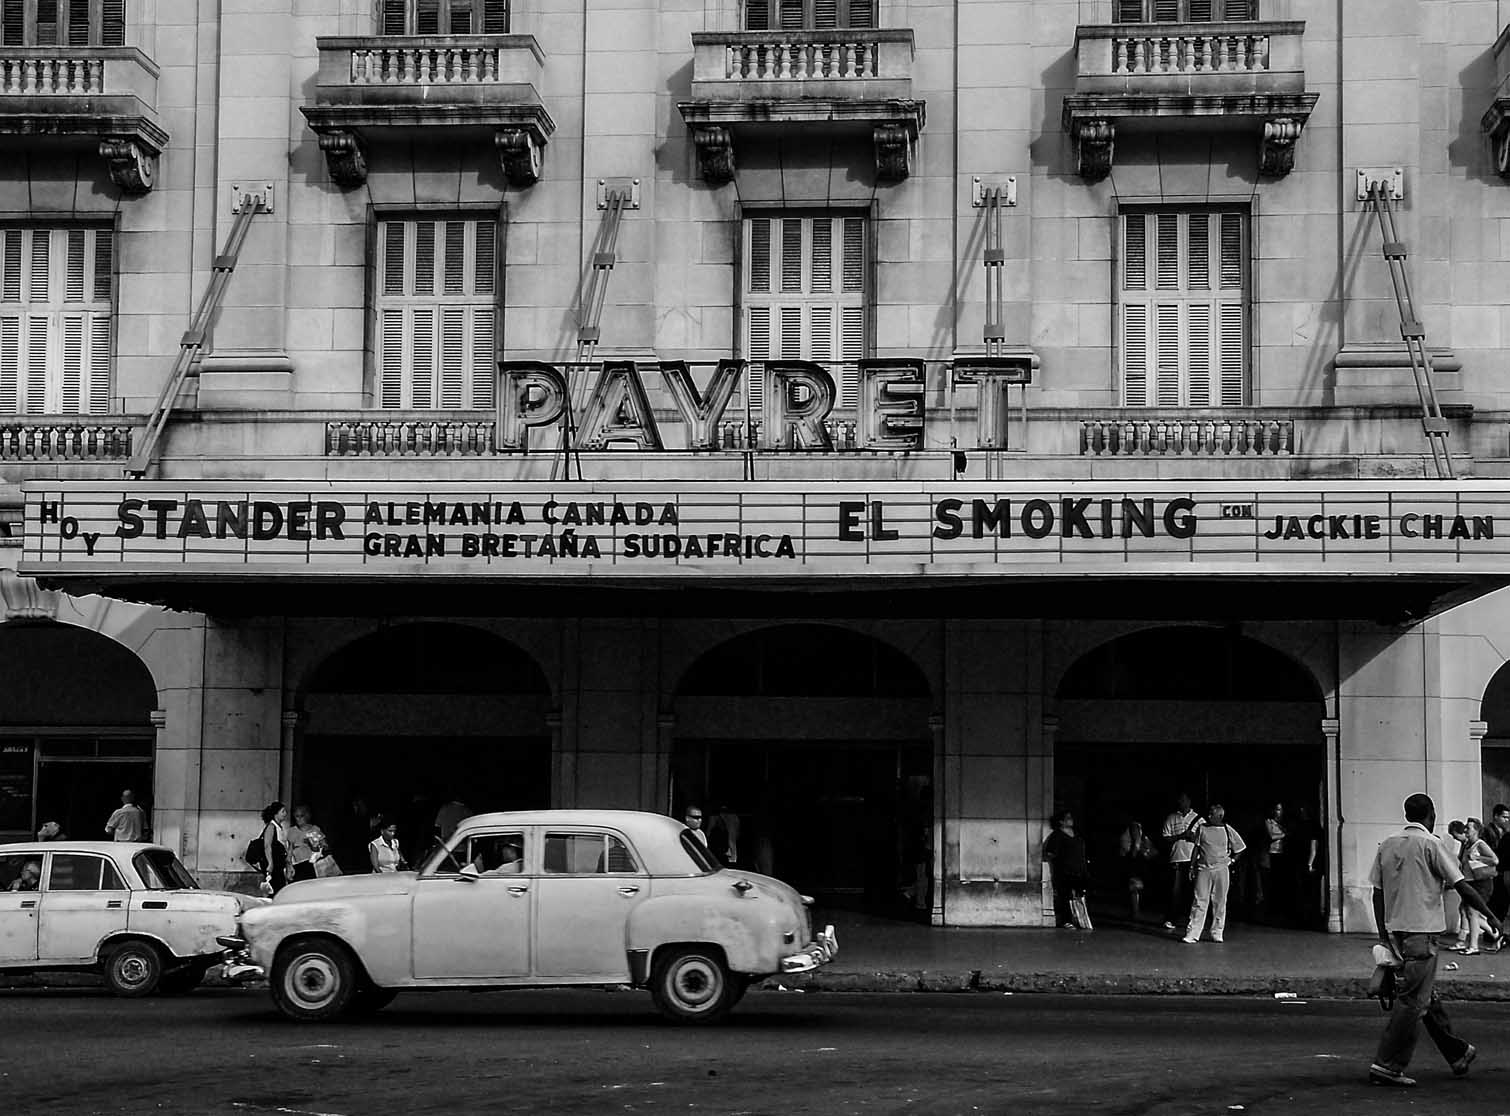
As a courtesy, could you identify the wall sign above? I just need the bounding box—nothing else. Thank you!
[18,481,1510,580]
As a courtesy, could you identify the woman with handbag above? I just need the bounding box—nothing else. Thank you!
[1457,817,1499,954]
[258,801,290,896]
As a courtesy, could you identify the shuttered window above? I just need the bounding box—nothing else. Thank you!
[374,216,498,410]
[743,213,866,412]
[1115,0,1256,20]
[0,226,114,415]
[377,0,508,34]
[1,0,123,45]
[1119,209,1246,407]
[744,0,874,31]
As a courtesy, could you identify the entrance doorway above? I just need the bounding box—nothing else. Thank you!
[0,621,157,842]
[673,625,934,919]
[296,623,551,871]
[1054,626,1327,930]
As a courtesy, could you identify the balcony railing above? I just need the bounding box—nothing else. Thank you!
[0,420,136,460]
[348,41,514,86]
[1080,417,1295,457]
[1072,20,1304,94]
[690,29,914,94]
[1109,30,1272,76]
[325,419,496,457]
[1,55,105,94]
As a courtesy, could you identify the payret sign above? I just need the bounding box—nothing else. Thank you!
[19,481,1510,579]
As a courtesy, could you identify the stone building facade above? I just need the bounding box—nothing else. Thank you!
[5,0,1510,930]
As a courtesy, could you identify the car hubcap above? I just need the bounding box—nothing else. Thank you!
[671,957,719,1010]
[287,953,340,1009]
[115,953,151,989]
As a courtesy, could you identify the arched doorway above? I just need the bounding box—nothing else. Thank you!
[1054,626,1327,929]
[1478,665,1510,816]
[0,621,158,842]
[296,623,551,871]
[672,624,933,920]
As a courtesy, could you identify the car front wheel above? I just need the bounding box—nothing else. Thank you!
[649,946,736,1024]
[103,941,164,998]
[270,938,359,1022]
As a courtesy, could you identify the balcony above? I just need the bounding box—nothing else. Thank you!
[677,29,924,184]
[301,36,555,188]
[1482,22,1510,179]
[0,48,168,194]
[1061,21,1317,180]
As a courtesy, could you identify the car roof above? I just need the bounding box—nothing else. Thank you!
[0,841,171,856]
[452,810,703,874]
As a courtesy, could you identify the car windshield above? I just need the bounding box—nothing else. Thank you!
[680,830,721,873]
[133,849,199,890]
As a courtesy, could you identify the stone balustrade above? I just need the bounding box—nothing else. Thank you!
[723,37,881,81]
[349,43,504,85]
[1071,20,1306,94]
[0,55,105,95]
[325,419,496,456]
[1080,417,1295,457]
[0,422,135,460]
[689,29,915,94]
[1110,30,1270,75]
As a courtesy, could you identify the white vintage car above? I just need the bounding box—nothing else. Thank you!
[231,809,837,1024]
[0,840,267,996]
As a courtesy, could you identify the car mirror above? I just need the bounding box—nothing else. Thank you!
[458,864,481,882]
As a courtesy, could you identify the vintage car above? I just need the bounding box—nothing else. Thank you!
[229,809,837,1024]
[0,840,267,996]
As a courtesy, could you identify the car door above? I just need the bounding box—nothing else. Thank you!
[411,829,531,980]
[0,853,43,963]
[533,829,649,981]
[39,852,131,962]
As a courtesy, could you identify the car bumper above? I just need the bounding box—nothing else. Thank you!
[779,925,838,974]
[215,935,265,983]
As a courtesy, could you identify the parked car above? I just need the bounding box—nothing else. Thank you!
[0,841,267,996]
[228,809,837,1024]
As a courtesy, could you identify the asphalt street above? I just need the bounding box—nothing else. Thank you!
[3,987,1509,1116]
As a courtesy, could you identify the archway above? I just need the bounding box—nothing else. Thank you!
[1478,665,1510,817]
[297,623,551,871]
[0,620,158,842]
[672,624,933,919]
[1053,626,1327,929]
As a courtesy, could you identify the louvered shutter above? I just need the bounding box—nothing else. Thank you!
[777,0,803,30]
[744,0,769,31]
[380,0,407,34]
[814,0,837,29]
[0,317,17,411]
[35,0,57,43]
[101,0,123,45]
[65,0,87,44]
[375,216,500,409]
[415,0,440,34]
[1,0,23,45]
[1152,0,1178,20]
[845,0,874,28]
[1188,0,1213,20]
[1119,209,1247,407]
[481,0,508,33]
[1116,0,1145,21]
[24,317,47,410]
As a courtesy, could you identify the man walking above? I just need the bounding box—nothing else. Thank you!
[1489,803,1510,920]
[1369,792,1502,1088]
[103,789,146,842]
[1161,792,1202,931]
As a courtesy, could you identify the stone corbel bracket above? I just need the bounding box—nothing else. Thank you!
[317,130,367,188]
[98,137,158,195]
[872,122,917,182]
[1258,117,1304,178]
[1482,98,1510,180]
[1070,118,1115,182]
[495,127,543,187]
[690,125,734,185]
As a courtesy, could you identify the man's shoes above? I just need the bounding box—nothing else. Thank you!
[1181,936,1199,944]
[1462,948,1481,956]
[1163,921,1177,930]
[1451,1045,1477,1078]
[1368,1064,1416,1088]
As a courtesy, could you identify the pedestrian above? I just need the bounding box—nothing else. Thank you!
[1043,810,1091,929]
[1489,803,1510,920]
[1258,802,1286,921]
[1289,805,1321,927]
[1455,817,1499,955]
[434,797,472,843]
[104,789,147,842]
[36,820,65,841]
[1160,791,1203,931]
[1368,792,1501,1088]
[682,804,711,851]
[368,818,407,873]
[286,805,329,883]
[1182,803,1245,944]
[1446,821,1470,948]
[709,804,741,866]
[1117,820,1158,921]
[258,802,290,895]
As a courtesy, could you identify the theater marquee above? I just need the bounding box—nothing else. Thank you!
[18,481,1510,579]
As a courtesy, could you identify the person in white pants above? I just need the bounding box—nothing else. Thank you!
[1184,804,1247,944]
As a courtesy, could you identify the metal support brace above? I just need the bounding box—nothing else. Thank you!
[976,185,1025,455]
[125,199,268,478]
[552,185,632,481]
[1364,180,1454,480]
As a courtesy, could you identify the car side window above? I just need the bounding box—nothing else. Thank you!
[0,853,41,892]
[47,854,125,891]
[543,833,638,875]
[462,833,528,875]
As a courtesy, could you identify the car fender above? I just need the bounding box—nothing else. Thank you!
[239,900,372,975]
[625,894,786,976]
[95,930,179,965]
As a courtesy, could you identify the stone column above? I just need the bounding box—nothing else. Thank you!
[928,714,945,926]
[148,710,176,854]
[1321,716,1343,933]
[656,713,678,815]
[548,711,568,808]
[279,711,301,809]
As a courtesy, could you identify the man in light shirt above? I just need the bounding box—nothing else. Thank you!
[1182,804,1245,944]
[1160,791,1202,930]
[103,789,146,842]
[1368,793,1502,1088]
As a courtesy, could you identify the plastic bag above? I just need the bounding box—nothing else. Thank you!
[314,854,343,878]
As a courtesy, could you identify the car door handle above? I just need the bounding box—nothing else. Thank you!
[107,900,123,909]
[617,885,640,895]
[142,900,168,910]
[19,900,36,909]
[507,885,529,895]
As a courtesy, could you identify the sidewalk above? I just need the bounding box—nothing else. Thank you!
[773,913,1510,1001]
